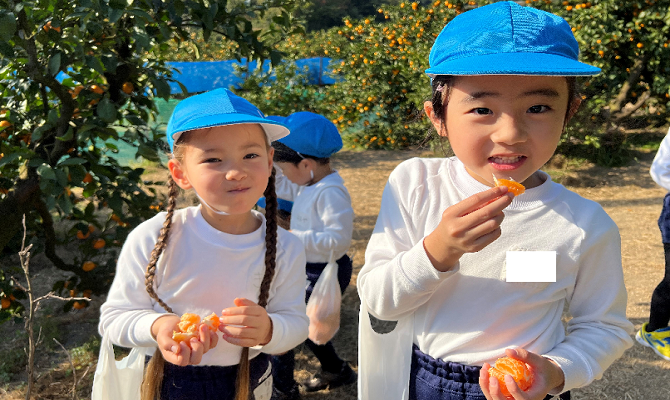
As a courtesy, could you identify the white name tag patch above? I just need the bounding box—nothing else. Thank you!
[506,251,556,282]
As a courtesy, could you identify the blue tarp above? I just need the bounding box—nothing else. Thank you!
[166,57,336,94]
[56,57,337,95]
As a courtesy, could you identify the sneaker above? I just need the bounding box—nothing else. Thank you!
[271,385,301,400]
[636,322,670,361]
[301,363,357,392]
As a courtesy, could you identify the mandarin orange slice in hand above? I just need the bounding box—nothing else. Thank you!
[488,356,534,398]
[202,313,221,331]
[172,313,203,347]
[493,175,525,196]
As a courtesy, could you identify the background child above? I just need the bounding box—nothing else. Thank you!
[358,3,634,400]
[98,89,309,400]
[269,112,356,399]
[637,126,670,361]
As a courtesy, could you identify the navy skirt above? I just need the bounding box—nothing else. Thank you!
[159,353,271,400]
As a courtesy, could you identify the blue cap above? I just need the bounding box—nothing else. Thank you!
[276,112,342,158]
[166,89,289,151]
[425,1,600,77]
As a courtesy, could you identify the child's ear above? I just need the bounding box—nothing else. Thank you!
[168,158,192,190]
[424,100,447,137]
[566,96,583,123]
[267,146,275,175]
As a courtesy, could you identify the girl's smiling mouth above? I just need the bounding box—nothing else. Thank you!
[228,187,250,193]
[489,155,526,170]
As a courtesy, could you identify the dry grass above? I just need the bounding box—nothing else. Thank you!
[3,147,670,400]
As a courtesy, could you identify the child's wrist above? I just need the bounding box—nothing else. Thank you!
[259,316,273,346]
[423,236,462,272]
[545,357,566,393]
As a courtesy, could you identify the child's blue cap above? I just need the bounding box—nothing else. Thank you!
[425,1,600,77]
[276,112,342,158]
[166,89,289,152]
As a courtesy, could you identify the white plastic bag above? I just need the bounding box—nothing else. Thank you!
[358,301,414,400]
[306,252,341,344]
[91,331,149,400]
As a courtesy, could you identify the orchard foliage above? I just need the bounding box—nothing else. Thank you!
[0,0,299,317]
[230,0,669,155]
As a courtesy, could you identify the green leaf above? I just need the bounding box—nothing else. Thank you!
[0,152,21,167]
[58,157,87,166]
[0,12,16,42]
[49,52,62,76]
[97,98,117,123]
[85,55,105,75]
[56,127,75,141]
[37,164,56,181]
[136,143,159,162]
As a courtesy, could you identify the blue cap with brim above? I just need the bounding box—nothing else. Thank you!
[166,89,289,152]
[277,112,342,159]
[425,1,600,77]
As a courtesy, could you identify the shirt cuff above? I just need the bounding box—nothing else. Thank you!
[543,349,591,393]
[138,312,176,346]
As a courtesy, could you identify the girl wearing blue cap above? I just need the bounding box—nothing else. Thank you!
[98,88,309,400]
[268,112,356,399]
[358,3,633,400]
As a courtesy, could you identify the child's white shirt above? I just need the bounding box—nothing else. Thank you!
[274,166,354,263]
[99,207,309,366]
[650,128,670,192]
[358,157,633,393]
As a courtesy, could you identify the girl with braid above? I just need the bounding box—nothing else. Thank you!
[99,89,309,400]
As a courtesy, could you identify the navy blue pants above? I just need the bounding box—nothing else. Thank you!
[159,353,271,400]
[271,255,353,393]
[409,345,570,400]
[649,193,670,331]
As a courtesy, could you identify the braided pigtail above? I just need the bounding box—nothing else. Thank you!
[234,167,278,400]
[141,174,180,400]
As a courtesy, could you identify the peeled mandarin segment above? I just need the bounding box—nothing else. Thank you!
[493,175,525,196]
[172,331,197,347]
[203,313,221,331]
[177,313,201,333]
[488,357,533,398]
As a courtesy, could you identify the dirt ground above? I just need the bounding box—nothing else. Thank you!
[3,146,670,399]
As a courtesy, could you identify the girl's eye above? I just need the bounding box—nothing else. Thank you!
[471,107,492,115]
[528,105,550,113]
[244,153,260,159]
[203,158,220,163]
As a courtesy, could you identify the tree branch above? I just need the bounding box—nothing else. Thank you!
[33,195,77,273]
[0,178,40,253]
[613,90,651,121]
[608,53,651,116]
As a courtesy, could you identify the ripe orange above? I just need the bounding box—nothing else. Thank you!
[83,289,93,298]
[82,261,96,271]
[90,85,104,95]
[93,238,106,249]
[121,82,134,94]
[177,313,201,333]
[493,175,525,196]
[71,85,84,98]
[488,357,533,398]
[83,173,93,183]
[76,230,90,240]
[73,301,86,309]
[0,120,11,129]
[1,297,10,309]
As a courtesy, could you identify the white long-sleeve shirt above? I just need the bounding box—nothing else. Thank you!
[99,207,309,366]
[358,157,633,393]
[274,167,354,263]
[650,128,670,191]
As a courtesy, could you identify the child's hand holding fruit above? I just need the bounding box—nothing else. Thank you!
[479,348,565,400]
[151,313,219,366]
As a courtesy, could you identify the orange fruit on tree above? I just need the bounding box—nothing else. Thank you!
[0,120,11,129]
[93,238,106,249]
[83,289,93,298]
[493,175,525,196]
[90,85,104,94]
[82,261,96,271]
[83,173,93,183]
[73,301,86,309]
[1,297,10,309]
[76,230,90,239]
[121,82,134,94]
[488,357,533,398]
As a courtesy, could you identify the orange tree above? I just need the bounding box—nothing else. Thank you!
[0,0,299,318]
[531,0,670,164]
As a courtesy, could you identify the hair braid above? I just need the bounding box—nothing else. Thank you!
[234,167,279,400]
[141,174,180,400]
